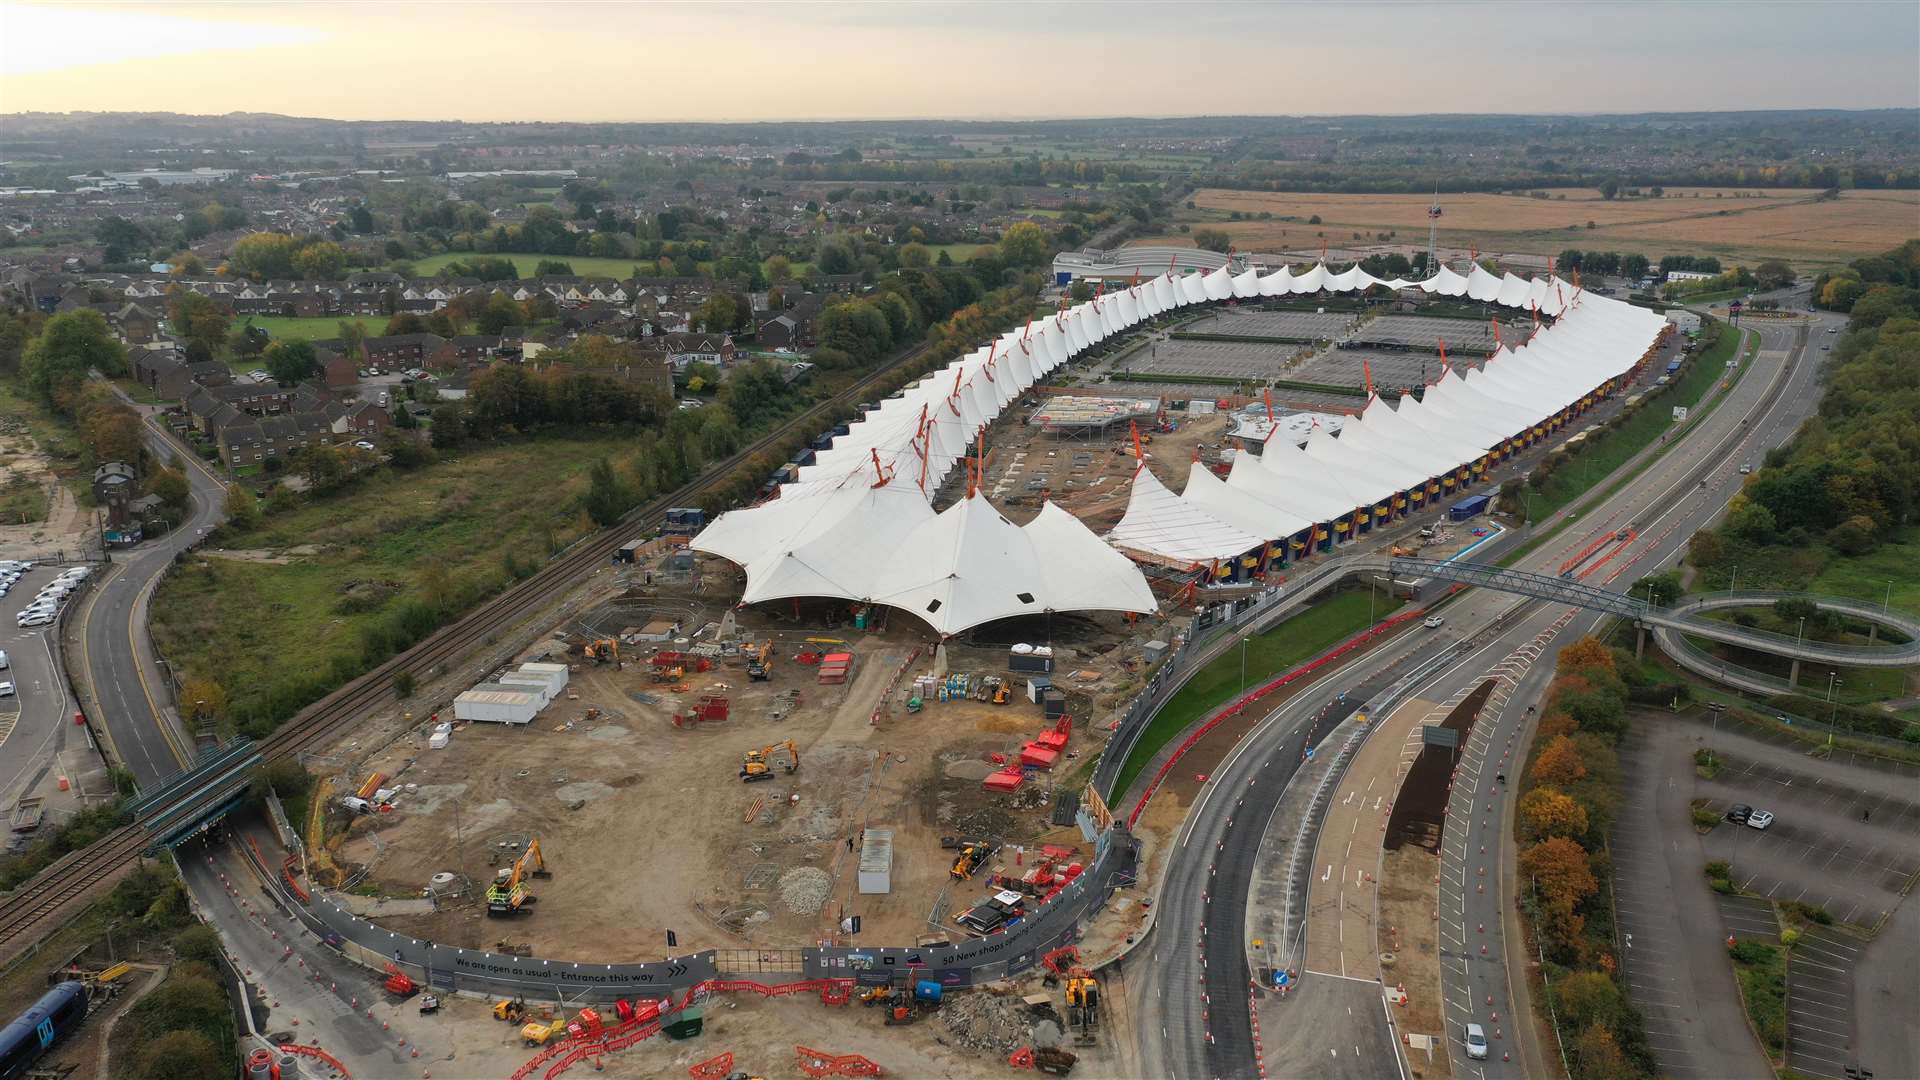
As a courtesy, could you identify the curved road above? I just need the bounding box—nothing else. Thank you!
[1138,307,1836,1078]
[70,406,229,789]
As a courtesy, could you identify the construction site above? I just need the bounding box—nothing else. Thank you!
[312,551,1175,959]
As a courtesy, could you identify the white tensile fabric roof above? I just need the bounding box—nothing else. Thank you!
[695,259,1664,629]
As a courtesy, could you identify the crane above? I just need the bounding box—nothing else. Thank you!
[487,838,551,917]
[740,740,799,782]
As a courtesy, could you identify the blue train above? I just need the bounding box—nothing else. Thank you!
[0,982,88,1080]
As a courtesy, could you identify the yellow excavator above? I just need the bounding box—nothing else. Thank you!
[746,640,774,682]
[487,838,551,917]
[1065,969,1101,1046]
[583,638,619,663]
[740,740,799,782]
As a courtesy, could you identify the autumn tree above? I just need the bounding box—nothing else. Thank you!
[292,240,347,280]
[230,231,301,280]
[1551,970,1626,1035]
[1570,1022,1630,1079]
[1557,637,1616,677]
[1519,786,1590,842]
[1521,836,1599,949]
[224,482,260,530]
[998,221,1050,267]
[179,676,229,726]
[1531,734,1589,786]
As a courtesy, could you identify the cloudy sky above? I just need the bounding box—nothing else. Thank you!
[3,0,1916,121]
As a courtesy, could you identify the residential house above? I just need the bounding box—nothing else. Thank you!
[656,332,735,371]
[330,399,391,439]
[427,335,503,372]
[320,348,357,390]
[362,333,446,369]
[112,302,160,343]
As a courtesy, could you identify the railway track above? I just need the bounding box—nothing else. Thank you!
[0,339,937,958]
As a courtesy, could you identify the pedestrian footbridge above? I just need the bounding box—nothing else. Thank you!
[1389,558,1920,668]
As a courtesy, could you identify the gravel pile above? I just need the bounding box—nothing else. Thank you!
[937,990,1031,1054]
[777,866,832,913]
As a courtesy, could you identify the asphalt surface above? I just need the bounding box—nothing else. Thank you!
[0,565,84,812]
[1132,303,1838,1079]
[71,406,229,789]
[1432,309,1828,1080]
[1610,716,1775,1079]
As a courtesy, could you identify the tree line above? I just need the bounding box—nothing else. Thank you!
[1685,245,1920,656]
[1517,637,1679,1080]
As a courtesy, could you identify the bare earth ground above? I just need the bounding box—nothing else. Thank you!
[0,428,92,559]
[1381,844,1449,1080]
[1133,186,1919,267]
[333,619,1086,958]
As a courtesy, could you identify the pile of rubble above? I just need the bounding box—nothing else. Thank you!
[935,989,1032,1055]
[777,866,831,913]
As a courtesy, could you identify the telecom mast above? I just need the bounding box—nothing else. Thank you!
[1426,184,1442,274]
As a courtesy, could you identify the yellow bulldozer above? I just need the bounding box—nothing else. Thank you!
[493,996,527,1023]
[740,740,799,782]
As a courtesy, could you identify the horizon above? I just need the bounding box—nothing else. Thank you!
[3,0,1917,123]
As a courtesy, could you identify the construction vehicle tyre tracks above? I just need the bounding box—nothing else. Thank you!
[0,340,937,955]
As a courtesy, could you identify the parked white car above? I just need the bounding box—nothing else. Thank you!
[0,682,14,697]
[16,611,53,628]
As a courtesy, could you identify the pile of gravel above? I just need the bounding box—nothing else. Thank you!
[777,866,832,913]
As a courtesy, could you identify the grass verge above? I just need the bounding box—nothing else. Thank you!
[1727,938,1788,1059]
[1501,325,1753,566]
[1110,586,1403,800]
[150,434,635,734]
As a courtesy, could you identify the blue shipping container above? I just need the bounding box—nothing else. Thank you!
[1448,494,1492,521]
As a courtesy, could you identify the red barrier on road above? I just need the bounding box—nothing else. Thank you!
[1125,608,1426,828]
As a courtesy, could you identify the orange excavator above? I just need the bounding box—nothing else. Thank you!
[487,838,550,917]
[740,740,799,782]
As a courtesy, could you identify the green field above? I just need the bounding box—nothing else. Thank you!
[239,314,392,343]
[925,242,991,261]
[409,252,645,279]
[1808,529,1920,613]
[151,436,633,733]
[1110,587,1404,800]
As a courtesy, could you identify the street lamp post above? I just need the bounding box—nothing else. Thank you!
[1240,636,1250,696]
[1795,617,1806,651]
[1729,565,1740,592]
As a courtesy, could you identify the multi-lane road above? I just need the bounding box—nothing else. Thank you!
[1131,304,1837,1079]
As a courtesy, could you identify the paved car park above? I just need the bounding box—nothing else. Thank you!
[1785,925,1861,1079]
[1184,309,1357,341]
[1355,314,1531,352]
[1694,765,1920,927]
[1612,719,1773,1078]
[1119,338,1305,382]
